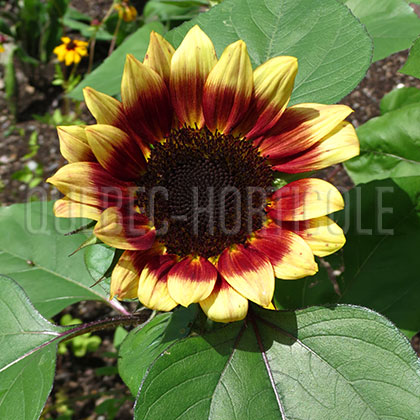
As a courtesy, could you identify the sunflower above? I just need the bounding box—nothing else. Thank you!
[53,37,88,66]
[48,26,359,322]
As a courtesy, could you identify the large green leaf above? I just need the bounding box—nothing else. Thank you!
[69,22,164,101]
[168,0,372,106]
[118,306,197,395]
[133,305,420,419]
[340,0,420,62]
[71,0,372,105]
[380,86,420,114]
[0,276,64,420]
[345,103,420,185]
[401,36,420,79]
[0,201,118,317]
[273,265,339,310]
[336,178,420,338]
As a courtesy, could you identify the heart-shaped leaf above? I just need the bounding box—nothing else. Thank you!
[0,276,65,420]
[336,178,420,338]
[345,103,420,184]
[340,0,420,62]
[133,305,420,419]
[0,201,121,317]
[168,0,372,106]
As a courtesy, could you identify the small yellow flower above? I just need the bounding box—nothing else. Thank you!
[53,37,88,66]
[114,2,138,22]
[0,44,4,54]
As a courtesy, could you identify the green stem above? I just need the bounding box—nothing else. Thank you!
[108,15,122,56]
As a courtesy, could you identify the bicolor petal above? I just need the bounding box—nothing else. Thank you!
[200,276,248,323]
[111,247,161,300]
[282,216,346,257]
[268,178,344,221]
[167,256,217,307]
[121,54,172,143]
[47,162,135,208]
[258,104,353,160]
[83,87,124,126]
[237,56,298,139]
[138,255,178,311]
[53,198,102,220]
[84,86,150,158]
[47,162,136,208]
[272,121,360,173]
[57,125,95,163]
[250,226,317,279]
[203,40,253,133]
[143,31,175,85]
[170,25,217,128]
[217,245,274,307]
[85,124,146,180]
[94,207,156,251]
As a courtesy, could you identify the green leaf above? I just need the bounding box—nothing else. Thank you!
[84,243,116,294]
[62,17,113,41]
[336,178,420,338]
[273,265,339,310]
[0,276,64,420]
[345,103,420,184]
[401,36,420,79]
[69,22,165,101]
[0,201,118,317]
[118,306,197,396]
[167,0,372,106]
[341,0,420,62]
[380,86,420,114]
[134,305,420,419]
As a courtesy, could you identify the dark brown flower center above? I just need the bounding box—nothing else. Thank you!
[66,40,76,51]
[137,127,273,258]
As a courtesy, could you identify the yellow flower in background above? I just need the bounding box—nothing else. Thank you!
[53,37,88,66]
[114,2,138,22]
[48,26,359,323]
[0,44,4,53]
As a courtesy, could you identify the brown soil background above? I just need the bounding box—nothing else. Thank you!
[0,1,420,418]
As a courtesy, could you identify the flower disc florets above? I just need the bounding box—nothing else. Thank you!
[138,127,273,258]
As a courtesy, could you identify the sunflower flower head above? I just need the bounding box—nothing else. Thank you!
[114,1,138,22]
[53,37,88,66]
[48,26,359,323]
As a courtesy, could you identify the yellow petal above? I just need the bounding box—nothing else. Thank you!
[250,226,318,280]
[94,207,156,251]
[269,178,344,221]
[259,104,353,160]
[241,56,298,139]
[200,277,248,323]
[85,124,146,180]
[111,248,161,300]
[111,251,140,300]
[143,31,175,85]
[47,162,135,207]
[202,40,253,133]
[284,216,346,257]
[121,54,172,142]
[57,125,95,163]
[170,25,217,128]
[217,245,275,307]
[83,87,123,125]
[167,256,217,307]
[138,255,178,311]
[53,198,101,221]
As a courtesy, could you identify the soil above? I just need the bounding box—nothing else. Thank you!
[1,2,420,419]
